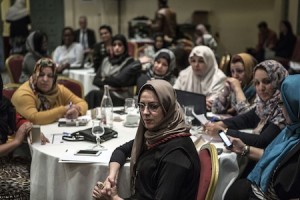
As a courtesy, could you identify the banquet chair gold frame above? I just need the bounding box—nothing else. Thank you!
[197,143,219,200]
[5,54,24,83]
[56,76,84,98]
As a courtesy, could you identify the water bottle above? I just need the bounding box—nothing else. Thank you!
[100,85,113,128]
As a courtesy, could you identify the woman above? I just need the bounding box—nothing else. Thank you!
[275,20,297,62]
[212,53,257,115]
[19,30,48,83]
[52,27,84,72]
[134,48,176,92]
[173,45,226,110]
[87,34,136,107]
[142,32,168,59]
[11,58,88,125]
[194,24,217,53]
[205,60,288,177]
[0,74,48,199]
[206,60,288,148]
[92,79,200,200]
[225,74,300,200]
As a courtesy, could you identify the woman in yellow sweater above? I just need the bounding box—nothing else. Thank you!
[12,58,88,125]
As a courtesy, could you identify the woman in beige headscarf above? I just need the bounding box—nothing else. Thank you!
[173,45,226,110]
[212,53,257,115]
[93,79,200,200]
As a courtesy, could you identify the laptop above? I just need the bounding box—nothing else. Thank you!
[175,89,206,116]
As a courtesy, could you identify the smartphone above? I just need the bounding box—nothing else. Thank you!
[218,131,233,149]
[74,150,102,156]
[31,125,41,144]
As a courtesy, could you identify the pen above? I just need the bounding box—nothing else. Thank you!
[210,117,219,123]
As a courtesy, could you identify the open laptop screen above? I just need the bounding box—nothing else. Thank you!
[175,89,206,116]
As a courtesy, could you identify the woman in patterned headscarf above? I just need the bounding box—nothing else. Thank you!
[206,60,288,147]
[11,58,88,125]
[93,79,200,200]
[225,74,300,200]
[205,60,288,178]
[212,53,257,115]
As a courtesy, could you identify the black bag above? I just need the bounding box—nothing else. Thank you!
[78,127,118,143]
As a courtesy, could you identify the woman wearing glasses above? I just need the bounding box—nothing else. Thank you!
[11,58,88,125]
[93,79,200,200]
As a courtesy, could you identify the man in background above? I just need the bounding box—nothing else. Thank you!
[93,25,113,73]
[75,16,96,56]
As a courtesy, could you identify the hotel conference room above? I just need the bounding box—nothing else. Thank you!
[1,0,300,200]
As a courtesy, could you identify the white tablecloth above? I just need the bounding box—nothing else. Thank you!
[64,68,98,96]
[30,112,239,200]
[30,112,136,200]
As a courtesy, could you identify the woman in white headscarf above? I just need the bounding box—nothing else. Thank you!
[173,45,226,110]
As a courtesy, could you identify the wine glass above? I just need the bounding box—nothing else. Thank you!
[124,98,135,114]
[91,120,105,149]
[184,105,195,126]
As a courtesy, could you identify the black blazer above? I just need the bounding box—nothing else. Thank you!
[75,28,96,49]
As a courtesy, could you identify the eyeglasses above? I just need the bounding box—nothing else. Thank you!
[137,102,161,112]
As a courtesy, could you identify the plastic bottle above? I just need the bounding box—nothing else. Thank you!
[100,85,113,128]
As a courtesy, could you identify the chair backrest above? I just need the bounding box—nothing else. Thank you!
[3,83,21,100]
[127,41,138,59]
[197,143,219,200]
[5,54,24,83]
[56,76,84,98]
[219,53,231,76]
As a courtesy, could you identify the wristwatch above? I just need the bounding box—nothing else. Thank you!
[241,145,250,156]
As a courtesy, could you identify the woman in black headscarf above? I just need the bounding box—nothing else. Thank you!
[87,34,138,108]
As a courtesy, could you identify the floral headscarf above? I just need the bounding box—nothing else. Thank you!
[253,60,288,134]
[29,58,59,111]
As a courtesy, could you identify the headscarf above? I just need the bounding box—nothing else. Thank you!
[29,58,59,111]
[109,34,129,65]
[130,79,190,193]
[26,31,48,58]
[253,60,288,134]
[248,74,300,193]
[232,53,257,89]
[6,0,28,21]
[147,48,176,80]
[177,45,226,96]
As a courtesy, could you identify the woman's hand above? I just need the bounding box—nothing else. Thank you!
[206,98,213,111]
[204,121,226,137]
[93,177,121,200]
[228,136,245,154]
[40,133,50,145]
[15,122,32,145]
[226,77,243,93]
[65,104,81,119]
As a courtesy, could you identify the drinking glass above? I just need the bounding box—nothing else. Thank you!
[91,120,105,149]
[184,105,195,126]
[124,98,136,114]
